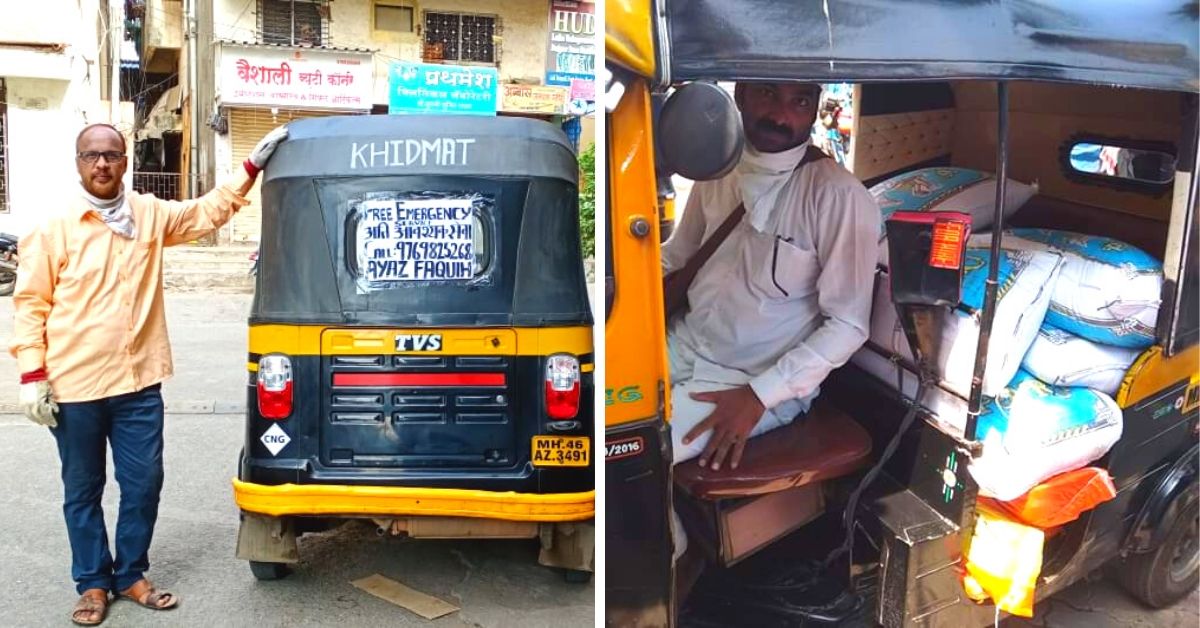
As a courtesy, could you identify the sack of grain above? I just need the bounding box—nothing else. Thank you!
[1020,325,1142,396]
[1003,229,1161,349]
[869,247,1063,397]
[871,167,1037,266]
[969,371,1123,501]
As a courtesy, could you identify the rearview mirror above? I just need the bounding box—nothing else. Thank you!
[656,82,743,181]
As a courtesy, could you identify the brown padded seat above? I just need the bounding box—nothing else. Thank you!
[674,400,873,500]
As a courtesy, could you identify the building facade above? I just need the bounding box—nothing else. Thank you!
[204,0,595,243]
[0,0,115,236]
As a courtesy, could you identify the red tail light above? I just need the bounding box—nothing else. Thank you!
[545,354,581,419]
[257,354,293,419]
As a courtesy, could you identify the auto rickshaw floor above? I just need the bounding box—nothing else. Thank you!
[679,514,874,627]
[677,512,1199,627]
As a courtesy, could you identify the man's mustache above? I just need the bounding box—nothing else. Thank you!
[754,119,792,137]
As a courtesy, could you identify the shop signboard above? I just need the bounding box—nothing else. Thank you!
[388,61,498,116]
[218,43,373,110]
[545,1,595,88]
[569,78,594,101]
[500,83,570,115]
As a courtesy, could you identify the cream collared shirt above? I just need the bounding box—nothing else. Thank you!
[9,185,249,402]
[662,146,880,410]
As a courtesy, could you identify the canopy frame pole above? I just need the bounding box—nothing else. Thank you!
[964,81,1010,442]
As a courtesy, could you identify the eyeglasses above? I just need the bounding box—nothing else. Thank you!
[77,151,126,164]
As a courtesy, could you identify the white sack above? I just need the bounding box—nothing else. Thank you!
[1021,325,1141,396]
[868,246,1063,398]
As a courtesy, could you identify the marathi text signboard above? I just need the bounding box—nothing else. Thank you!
[388,62,498,116]
[217,44,373,110]
[357,199,476,284]
[546,0,595,89]
[500,84,569,114]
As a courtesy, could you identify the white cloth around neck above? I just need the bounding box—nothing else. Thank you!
[735,139,812,231]
[80,182,136,240]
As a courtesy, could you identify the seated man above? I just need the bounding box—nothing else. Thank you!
[662,81,879,474]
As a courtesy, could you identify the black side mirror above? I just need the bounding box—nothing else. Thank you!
[656,82,743,181]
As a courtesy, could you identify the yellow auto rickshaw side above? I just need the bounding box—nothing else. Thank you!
[604,12,681,625]
[605,77,672,429]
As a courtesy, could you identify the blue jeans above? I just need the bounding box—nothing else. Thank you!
[50,385,165,594]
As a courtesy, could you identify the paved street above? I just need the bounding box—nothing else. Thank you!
[0,291,1194,627]
[0,293,594,627]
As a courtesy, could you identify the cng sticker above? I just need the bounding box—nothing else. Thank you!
[260,423,291,456]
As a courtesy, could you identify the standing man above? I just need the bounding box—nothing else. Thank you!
[662,82,879,473]
[10,122,287,625]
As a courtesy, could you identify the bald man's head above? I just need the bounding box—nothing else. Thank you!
[76,123,126,153]
[75,124,127,200]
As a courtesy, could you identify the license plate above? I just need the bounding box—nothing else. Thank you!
[531,436,590,467]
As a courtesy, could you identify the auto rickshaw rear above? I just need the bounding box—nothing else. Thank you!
[233,114,596,582]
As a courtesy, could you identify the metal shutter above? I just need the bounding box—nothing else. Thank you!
[228,107,345,242]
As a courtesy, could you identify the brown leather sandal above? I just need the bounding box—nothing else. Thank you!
[71,589,109,626]
[119,579,179,611]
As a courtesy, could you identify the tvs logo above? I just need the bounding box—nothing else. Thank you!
[395,334,443,352]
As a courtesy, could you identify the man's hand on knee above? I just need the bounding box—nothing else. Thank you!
[18,369,58,427]
[682,385,766,471]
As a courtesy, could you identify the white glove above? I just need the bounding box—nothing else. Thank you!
[248,125,290,171]
[19,380,58,427]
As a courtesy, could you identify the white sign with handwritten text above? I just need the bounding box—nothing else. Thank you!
[357,199,476,283]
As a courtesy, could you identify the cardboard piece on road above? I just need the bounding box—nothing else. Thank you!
[351,574,459,620]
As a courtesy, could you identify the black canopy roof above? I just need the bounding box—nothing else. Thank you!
[665,0,1199,93]
[264,114,578,185]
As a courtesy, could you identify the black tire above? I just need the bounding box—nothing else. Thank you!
[1118,505,1199,608]
[563,569,592,584]
[0,275,14,297]
[249,560,292,581]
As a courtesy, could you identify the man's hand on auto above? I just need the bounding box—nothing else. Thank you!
[244,125,290,177]
[19,373,58,428]
[682,384,766,471]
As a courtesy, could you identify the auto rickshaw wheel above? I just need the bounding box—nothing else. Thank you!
[1117,505,1199,608]
[563,569,592,584]
[249,560,293,581]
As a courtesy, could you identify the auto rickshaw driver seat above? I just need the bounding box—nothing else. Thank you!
[673,399,872,565]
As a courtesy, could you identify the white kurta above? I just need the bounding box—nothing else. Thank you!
[663,142,880,463]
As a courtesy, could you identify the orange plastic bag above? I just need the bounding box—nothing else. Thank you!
[979,467,1116,529]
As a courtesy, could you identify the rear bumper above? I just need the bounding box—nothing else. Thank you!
[233,479,595,522]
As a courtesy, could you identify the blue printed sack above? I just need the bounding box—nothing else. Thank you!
[969,371,1123,501]
[1007,229,1161,349]
[870,247,1062,398]
[871,167,1037,266]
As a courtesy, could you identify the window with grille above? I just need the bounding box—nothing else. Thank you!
[424,12,497,64]
[0,79,8,214]
[259,0,329,46]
